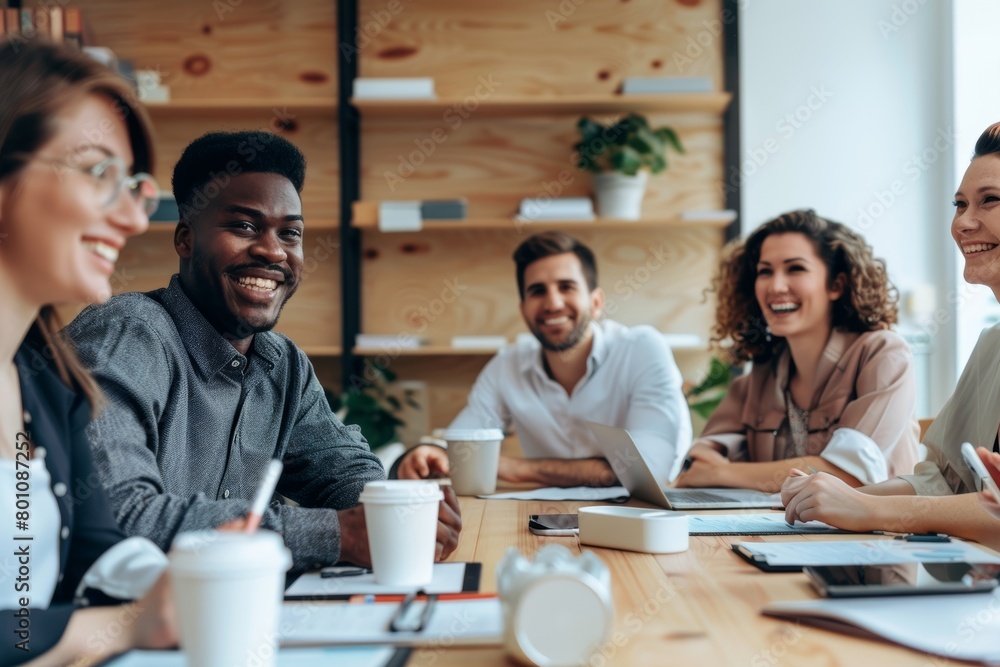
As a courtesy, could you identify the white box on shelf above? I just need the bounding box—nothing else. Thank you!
[354,77,436,100]
[518,197,595,221]
[378,201,422,232]
[680,209,737,223]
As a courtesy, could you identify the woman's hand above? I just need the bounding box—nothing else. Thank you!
[397,445,450,479]
[781,469,880,531]
[673,444,730,488]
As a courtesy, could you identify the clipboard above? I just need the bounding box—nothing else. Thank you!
[98,647,413,667]
[731,544,803,573]
[284,562,482,600]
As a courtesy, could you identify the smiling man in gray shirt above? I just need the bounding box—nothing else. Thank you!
[65,131,460,571]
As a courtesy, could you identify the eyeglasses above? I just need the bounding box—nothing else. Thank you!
[8,153,160,217]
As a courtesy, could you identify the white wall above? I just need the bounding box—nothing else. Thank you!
[951,0,1000,370]
[739,0,956,415]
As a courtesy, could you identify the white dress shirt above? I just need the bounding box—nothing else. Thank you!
[449,320,692,481]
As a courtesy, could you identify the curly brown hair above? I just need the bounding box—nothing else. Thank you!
[709,209,898,364]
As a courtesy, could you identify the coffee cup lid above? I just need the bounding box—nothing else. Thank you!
[360,480,444,505]
[442,428,504,442]
[169,530,291,577]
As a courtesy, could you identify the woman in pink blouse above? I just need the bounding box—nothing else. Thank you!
[675,209,919,493]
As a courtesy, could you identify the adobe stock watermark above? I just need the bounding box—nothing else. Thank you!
[718,85,833,198]
[670,2,747,73]
[383,75,502,192]
[877,0,931,39]
[602,243,673,318]
[856,127,955,232]
[340,0,416,62]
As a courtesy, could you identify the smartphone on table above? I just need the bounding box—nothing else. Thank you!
[805,562,1000,598]
[528,513,579,536]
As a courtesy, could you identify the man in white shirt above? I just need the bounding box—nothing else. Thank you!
[395,231,692,487]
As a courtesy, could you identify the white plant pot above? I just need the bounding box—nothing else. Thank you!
[593,171,648,220]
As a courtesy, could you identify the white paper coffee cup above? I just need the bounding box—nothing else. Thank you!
[169,531,291,667]
[360,480,443,586]
[444,428,504,495]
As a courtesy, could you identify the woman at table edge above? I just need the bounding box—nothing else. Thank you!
[782,122,1000,547]
[675,209,920,493]
[0,40,175,666]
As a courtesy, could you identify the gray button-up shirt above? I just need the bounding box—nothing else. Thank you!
[65,275,385,571]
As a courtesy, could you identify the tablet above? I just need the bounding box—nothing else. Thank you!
[805,562,1000,598]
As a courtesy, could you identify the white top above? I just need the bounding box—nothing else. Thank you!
[449,320,692,481]
[0,455,60,608]
[901,322,1000,495]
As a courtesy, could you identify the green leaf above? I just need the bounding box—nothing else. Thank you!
[686,358,733,397]
[609,146,643,175]
[689,398,723,420]
[576,117,604,144]
[654,127,685,154]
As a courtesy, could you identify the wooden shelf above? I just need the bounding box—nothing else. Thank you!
[144,219,340,232]
[354,344,706,357]
[352,215,736,232]
[301,346,343,357]
[144,99,337,115]
[351,93,731,119]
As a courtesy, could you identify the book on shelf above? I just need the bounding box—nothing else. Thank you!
[450,336,507,350]
[621,77,713,94]
[353,77,436,100]
[149,193,179,223]
[420,199,467,220]
[517,197,595,222]
[378,201,422,232]
[355,334,428,350]
[1,6,80,46]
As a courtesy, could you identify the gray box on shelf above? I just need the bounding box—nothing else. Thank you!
[420,199,467,220]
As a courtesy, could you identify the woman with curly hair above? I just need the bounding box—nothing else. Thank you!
[675,209,919,492]
[781,124,1000,546]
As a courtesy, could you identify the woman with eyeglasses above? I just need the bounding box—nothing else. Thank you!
[674,210,919,492]
[0,40,174,665]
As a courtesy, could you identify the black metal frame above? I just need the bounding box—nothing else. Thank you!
[337,0,362,391]
[723,0,741,241]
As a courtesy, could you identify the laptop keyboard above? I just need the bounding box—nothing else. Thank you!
[664,489,742,503]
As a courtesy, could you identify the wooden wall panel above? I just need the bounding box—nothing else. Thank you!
[69,0,337,99]
[357,0,724,96]
[151,111,340,219]
[362,114,723,218]
[361,227,721,344]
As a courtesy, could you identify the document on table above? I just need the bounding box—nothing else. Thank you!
[764,592,1000,663]
[479,485,629,501]
[687,513,855,535]
[280,598,503,647]
[734,539,1000,567]
[285,561,480,600]
[104,646,407,667]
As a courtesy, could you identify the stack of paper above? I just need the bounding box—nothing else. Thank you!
[764,593,1000,663]
[355,334,427,350]
[517,197,595,222]
[451,336,507,350]
[354,77,436,100]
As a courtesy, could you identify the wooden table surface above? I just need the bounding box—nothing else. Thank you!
[413,496,982,667]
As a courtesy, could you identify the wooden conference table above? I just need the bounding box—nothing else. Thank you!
[415,495,989,667]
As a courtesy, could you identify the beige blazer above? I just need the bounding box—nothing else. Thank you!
[901,323,1000,495]
[697,329,920,482]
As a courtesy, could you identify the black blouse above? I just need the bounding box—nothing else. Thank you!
[2,331,126,666]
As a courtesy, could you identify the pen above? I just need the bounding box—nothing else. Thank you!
[388,589,438,633]
[349,592,497,603]
[245,459,283,533]
[895,533,951,543]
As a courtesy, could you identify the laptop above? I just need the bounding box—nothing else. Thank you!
[585,421,781,510]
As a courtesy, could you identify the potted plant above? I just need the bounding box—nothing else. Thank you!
[574,113,684,220]
[324,362,419,451]
[685,357,734,434]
